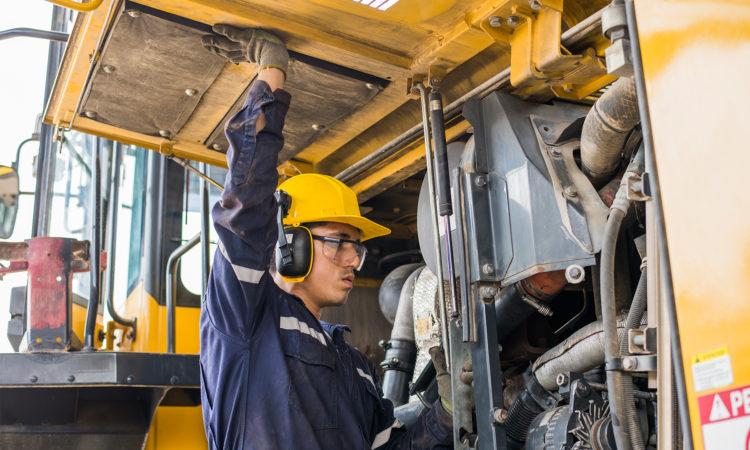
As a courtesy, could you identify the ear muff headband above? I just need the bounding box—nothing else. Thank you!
[275,226,314,283]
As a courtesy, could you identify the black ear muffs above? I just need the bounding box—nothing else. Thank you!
[275,226,313,282]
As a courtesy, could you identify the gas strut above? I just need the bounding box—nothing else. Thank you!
[414,82,451,364]
[427,88,460,320]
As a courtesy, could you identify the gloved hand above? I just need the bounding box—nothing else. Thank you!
[202,24,289,76]
[429,347,474,414]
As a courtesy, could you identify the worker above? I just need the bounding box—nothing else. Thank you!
[199,25,457,449]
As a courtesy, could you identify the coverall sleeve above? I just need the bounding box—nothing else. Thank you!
[206,80,291,340]
[370,362,454,449]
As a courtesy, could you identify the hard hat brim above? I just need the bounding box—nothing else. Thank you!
[310,214,390,242]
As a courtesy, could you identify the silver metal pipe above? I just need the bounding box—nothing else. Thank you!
[0,27,69,42]
[166,232,201,353]
[414,82,450,367]
[105,142,137,335]
[170,156,223,191]
[83,137,102,350]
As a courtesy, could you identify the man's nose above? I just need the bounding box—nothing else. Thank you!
[339,246,360,268]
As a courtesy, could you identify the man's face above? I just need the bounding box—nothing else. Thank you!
[295,222,363,314]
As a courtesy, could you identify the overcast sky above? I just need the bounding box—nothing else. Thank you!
[0,3,55,352]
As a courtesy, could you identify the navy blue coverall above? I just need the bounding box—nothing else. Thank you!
[200,79,453,449]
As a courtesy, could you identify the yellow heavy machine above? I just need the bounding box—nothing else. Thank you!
[1,0,748,448]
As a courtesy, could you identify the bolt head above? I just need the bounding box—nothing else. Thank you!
[529,0,542,10]
[68,375,75,382]
[102,64,115,74]
[488,16,503,28]
[170,375,180,385]
[126,375,135,384]
[482,264,494,275]
[125,9,142,18]
[506,16,519,27]
[30,375,38,383]
[211,143,224,151]
[158,129,171,138]
[623,357,637,370]
[311,123,321,131]
[83,110,97,119]
[185,88,198,96]
[565,264,585,284]
[474,175,487,188]
[577,382,590,394]
[556,373,568,386]
[564,186,578,198]
[365,82,376,90]
[480,286,498,299]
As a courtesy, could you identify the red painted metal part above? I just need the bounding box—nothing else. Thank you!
[26,237,75,350]
[520,270,568,300]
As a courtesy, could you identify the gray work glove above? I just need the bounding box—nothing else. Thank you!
[429,347,474,414]
[202,24,289,77]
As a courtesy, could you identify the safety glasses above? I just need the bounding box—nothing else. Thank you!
[311,235,367,271]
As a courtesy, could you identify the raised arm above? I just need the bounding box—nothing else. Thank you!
[202,26,290,340]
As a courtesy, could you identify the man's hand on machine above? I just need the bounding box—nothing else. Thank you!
[202,25,289,77]
[429,347,474,415]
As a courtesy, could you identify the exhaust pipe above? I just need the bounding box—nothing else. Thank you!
[580,77,640,186]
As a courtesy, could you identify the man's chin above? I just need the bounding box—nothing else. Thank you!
[326,291,350,308]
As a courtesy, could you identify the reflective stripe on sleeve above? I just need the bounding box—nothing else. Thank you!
[372,419,403,449]
[217,239,264,284]
[279,316,327,346]
[357,367,377,391]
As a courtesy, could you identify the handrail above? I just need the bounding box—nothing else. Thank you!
[45,0,103,13]
[0,28,69,42]
[105,143,137,337]
[83,138,102,350]
[165,233,201,353]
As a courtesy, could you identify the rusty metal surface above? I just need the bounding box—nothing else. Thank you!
[26,238,76,351]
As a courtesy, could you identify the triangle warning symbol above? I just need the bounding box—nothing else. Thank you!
[709,394,731,421]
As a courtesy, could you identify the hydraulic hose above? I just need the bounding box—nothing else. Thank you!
[581,77,640,186]
[620,268,648,450]
[601,204,630,450]
[600,147,644,450]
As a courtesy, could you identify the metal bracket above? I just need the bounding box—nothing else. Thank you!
[606,355,657,372]
[625,171,651,201]
[478,0,615,99]
[628,327,657,354]
[532,116,608,254]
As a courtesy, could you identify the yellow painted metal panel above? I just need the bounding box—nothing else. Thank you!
[71,302,104,348]
[635,0,750,447]
[121,283,205,449]
[145,406,207,450]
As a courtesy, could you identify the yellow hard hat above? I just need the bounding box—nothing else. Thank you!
[278,174,390,241]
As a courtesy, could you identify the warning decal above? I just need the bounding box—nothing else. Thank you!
[698,384,750,450]
[692,346,733,392]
